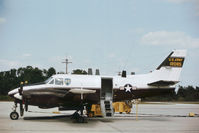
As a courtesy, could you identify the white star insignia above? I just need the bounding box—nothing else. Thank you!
[125,85,132,92]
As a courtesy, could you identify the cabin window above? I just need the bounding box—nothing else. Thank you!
[55,78,63,85]
[49,79,54,84]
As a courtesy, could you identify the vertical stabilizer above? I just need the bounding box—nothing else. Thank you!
[148,50,187,86]
[157,50,186,70]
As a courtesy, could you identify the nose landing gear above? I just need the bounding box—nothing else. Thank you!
[10,101,25,120]
[10,102,19,120]
[10,82,26,120]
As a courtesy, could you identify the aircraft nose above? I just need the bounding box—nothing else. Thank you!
[8,88,19,96]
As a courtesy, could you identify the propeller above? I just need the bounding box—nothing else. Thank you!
[18,81,28,116]
[23,81,29,112]
[18,82,24,116]
[18,82,23,95]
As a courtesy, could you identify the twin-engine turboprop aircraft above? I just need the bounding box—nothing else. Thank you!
[8,50,186,122]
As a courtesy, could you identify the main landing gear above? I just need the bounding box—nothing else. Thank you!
[71,104,87,123]
[71,111,87,123]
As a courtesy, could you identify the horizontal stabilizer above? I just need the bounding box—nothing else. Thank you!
[69,88,96,94]
[147,80,178,87]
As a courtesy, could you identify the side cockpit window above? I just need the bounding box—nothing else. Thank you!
[55,78,63,85]
[49,79,54,84]
[45,77,53,84]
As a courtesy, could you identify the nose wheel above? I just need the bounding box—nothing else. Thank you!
[10,111,19,120]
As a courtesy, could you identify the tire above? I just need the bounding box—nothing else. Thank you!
[78,117,84,123]
[10,112,19,120]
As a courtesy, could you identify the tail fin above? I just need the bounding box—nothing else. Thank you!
[156,50,186,70]
[148,50,187,86]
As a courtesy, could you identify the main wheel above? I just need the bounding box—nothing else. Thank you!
[78,116,84,123]
[10,112,19,120]
[76,116,87,123]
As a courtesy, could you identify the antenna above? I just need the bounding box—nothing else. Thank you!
[62,57,72,74]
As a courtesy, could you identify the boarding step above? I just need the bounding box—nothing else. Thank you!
[100,100,113,117]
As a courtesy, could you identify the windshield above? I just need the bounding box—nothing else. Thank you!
[44,77,53,84]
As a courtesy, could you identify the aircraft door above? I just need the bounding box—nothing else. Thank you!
[101,78,113,100]
[100,78,113,117]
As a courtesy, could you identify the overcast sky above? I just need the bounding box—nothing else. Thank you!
[0,0,199,86]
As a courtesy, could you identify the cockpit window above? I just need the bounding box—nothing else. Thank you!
[55,78,63,85]
[44,77,53,84]
[49,79,54,84]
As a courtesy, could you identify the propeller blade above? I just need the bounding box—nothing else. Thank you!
[18,82,24,95]
[18,81,25,116]
[19,101,24,116]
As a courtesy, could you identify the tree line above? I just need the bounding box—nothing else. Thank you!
[0,66,198,101]
[143,86,199,101]
[0,66,87,97]
[0,66,56,95]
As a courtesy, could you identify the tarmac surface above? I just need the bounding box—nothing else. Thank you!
[0,102,199,133]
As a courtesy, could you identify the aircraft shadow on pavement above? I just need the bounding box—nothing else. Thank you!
[23,115,71,120]
[23,114,104,125]
[23,113,171,123]
[23,114,116,124]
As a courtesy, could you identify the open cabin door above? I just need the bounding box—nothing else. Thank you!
[100,78,113,117]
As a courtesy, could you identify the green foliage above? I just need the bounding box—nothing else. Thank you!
[0,95,13,101]
[0,66,56,96]
[176,86,199,101]
[47,67,56,78]
[143,86,199,101]
[72,69,87,75]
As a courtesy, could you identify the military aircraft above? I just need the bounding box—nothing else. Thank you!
[8,50,186,122]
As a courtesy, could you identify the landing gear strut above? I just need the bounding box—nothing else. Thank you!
[10,102,19,120]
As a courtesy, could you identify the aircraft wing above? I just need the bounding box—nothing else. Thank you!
[69,88,96,94]
[147,80,178,86]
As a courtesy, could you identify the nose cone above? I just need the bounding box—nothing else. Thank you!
[8,88,19,96]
